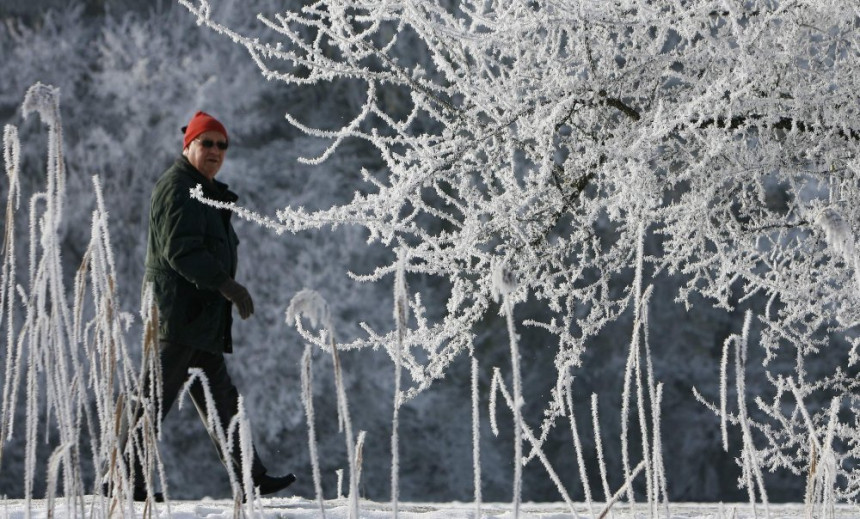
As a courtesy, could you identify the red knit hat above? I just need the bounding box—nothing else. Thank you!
[182,111,228,149]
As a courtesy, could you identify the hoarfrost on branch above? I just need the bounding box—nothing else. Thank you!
[182,0,860,498]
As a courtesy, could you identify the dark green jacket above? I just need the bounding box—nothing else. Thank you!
[144,157,240,353]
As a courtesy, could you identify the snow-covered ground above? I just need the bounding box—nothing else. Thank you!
[2,498,857,518]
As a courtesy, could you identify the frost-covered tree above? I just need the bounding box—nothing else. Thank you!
[180,0,860,502]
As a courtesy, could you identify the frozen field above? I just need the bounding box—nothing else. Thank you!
[1,498,857,519]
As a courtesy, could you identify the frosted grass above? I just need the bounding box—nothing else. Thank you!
[0,83,169,517]
[565,379,594,518]
[471,356,482,519]
[2,499,856,519]
[287,289,359,519]
[391,250,408,519]
[301,344,325,518]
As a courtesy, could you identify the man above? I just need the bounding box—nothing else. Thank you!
[128,111,295,501]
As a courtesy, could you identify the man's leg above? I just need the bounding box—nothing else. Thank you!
[186,350,267,480]
[114,341,196,500]
[157,341,202,417]
[186,351,296,497]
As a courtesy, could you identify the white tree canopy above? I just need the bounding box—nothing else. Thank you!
[181,0,860,498]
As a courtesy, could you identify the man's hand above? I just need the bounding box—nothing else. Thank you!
[219,278,254,319]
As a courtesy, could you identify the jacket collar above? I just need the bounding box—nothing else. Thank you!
[175,156,238,203]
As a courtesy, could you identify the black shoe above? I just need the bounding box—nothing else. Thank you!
[132,487,164,502]
[254,473,297,496]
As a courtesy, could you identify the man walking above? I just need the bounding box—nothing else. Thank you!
[125,111,294,501]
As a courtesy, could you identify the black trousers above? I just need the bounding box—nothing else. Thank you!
[128,341,267,489]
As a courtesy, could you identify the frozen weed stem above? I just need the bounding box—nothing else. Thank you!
[1,84,166,516]
[287,289,359,519]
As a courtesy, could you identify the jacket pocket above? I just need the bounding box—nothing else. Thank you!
[149,271,181,339]
[185,290,217,324]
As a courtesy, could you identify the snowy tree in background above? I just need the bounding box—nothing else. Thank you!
[181,0,860,501]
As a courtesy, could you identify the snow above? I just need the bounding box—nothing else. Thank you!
[3,499,858,519]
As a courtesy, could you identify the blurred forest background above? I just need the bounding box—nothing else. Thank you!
[0,0,819,503]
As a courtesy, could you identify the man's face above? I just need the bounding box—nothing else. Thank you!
[183,130,228,180]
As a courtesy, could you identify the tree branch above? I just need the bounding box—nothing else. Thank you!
[696,115,860,141]
[597,90,641,121]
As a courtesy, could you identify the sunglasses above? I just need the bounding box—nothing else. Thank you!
[196,138,229,150]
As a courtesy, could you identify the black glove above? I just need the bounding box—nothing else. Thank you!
[219,278,254,319]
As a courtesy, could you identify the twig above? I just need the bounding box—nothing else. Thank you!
[598,460,646,519]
